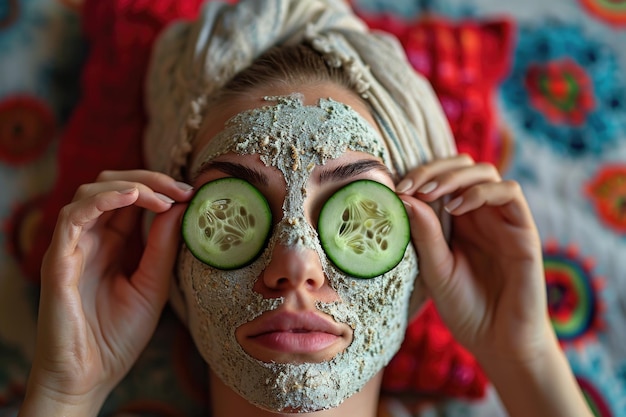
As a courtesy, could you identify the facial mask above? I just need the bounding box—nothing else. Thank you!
[177,95,419,412]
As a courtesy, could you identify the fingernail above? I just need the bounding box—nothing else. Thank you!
[444,196,463,213]
[396,179,412,194]
[155,192,175,204]
[418,181,438,194]
[175,181,194,192]
[402,200,414,218]
[118,187,137,194]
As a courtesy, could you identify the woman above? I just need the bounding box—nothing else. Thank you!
[18,1,592,416]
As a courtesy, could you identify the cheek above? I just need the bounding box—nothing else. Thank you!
[323,245,418,332]
[177,246,276,324]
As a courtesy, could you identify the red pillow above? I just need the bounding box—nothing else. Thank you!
[362,13,514,167]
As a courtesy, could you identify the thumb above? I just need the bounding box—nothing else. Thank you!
[401,195,455,298]
[131,204,186,312]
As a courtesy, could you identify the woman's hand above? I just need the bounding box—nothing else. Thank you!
[397,154,551,364]
[20,170,193,417]
[398,155,594,417]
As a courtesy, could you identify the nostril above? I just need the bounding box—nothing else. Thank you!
[305,278,319,288]
[276,277,289,286]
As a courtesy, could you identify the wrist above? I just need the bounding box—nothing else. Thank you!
[19,377,108,417]
[475,328,559,376]
[476,334,592,417]
[471,314,559,372]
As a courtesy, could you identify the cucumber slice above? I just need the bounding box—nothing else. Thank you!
[182,178,272,270]
[318,179,410,278]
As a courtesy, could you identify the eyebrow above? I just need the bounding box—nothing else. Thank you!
[196,160,269,186]
[317,159,391,184]
[196,158,391,186]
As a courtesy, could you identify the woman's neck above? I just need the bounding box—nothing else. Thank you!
[209,370,383,417]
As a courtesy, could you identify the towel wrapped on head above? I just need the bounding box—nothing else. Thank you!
[143,0,456,181]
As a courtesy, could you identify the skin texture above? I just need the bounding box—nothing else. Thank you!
[18,82,593,417]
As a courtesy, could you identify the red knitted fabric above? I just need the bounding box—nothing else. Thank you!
[361,12,513,167]
[382,301,489,398]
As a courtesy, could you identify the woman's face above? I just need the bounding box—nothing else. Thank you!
[176,83,420,412]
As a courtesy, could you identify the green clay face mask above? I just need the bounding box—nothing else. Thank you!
[176,95,419,412]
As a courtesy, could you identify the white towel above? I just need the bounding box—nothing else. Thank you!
[143,0,456,181]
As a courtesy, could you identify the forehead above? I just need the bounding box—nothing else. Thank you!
[189,94,389,178]
[192,83,380,154]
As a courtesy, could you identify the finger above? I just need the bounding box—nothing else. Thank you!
[401,195,455,295]
[395,154,475,194]
[130,204,186,313]
[412,163,502,203]
[96,170,194,200]
[443,180,535,225]
[41,189,140,294]
[74,180,183,213]
[51,188,140,258]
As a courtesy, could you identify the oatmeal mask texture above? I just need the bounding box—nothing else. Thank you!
[177,95,419,412]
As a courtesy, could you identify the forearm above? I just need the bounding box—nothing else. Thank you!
[478,335,592,417]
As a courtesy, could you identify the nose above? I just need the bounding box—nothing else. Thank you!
[259,244,326,292]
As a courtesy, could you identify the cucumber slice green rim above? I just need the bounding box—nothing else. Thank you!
[182,177,272,270]
[318,179,410,279]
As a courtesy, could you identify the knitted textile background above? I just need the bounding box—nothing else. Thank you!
[0,0,624,415]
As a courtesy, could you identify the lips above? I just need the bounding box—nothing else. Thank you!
[241,311,350,356]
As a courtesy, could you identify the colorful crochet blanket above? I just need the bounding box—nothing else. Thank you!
[1,0,625,415]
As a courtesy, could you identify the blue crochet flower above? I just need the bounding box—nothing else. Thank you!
[501,23,626,157]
